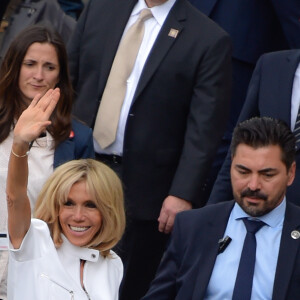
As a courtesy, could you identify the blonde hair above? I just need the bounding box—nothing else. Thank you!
[34,159,125,257]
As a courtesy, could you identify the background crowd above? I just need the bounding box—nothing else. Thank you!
[0,0,299,299]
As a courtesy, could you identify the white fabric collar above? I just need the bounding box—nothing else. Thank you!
[60,234,100,262]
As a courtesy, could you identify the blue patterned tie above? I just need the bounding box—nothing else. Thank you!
[232,219,265,300]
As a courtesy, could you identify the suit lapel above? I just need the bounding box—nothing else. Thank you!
[133,0,185,102]
[192,202,235,299]
[272,203,300,300]
[276,51,300,128]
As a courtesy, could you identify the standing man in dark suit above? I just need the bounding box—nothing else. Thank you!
[209,50,300,206]
[187,0,300,203]
[67,0,231,298]
[142,117,300,300]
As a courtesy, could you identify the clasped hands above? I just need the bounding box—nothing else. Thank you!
[13,88,60,153]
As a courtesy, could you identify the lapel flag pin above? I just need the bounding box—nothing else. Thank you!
[291,230,300,239]
[168,28,179,38]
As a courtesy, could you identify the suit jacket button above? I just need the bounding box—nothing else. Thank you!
[291,230,300,239]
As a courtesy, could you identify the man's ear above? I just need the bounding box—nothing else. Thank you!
[287,161,296,186]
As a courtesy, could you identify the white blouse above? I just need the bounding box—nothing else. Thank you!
[8,219,123,300]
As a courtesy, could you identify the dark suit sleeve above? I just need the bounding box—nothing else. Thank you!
[67,0,91,93]
[169,33,232,207]
[207,55,263,204]
[141,215,184,300]
[271,0,300,49]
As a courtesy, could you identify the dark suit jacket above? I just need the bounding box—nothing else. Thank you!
[188,0,300,137]
[68,0,232,219]
[0,0,76,64]
[54,119,95,168]
[141,201,300,300]
[188,0,300,64]
[209,50,300,206]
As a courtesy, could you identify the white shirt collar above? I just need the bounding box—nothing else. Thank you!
[132,0,176,26]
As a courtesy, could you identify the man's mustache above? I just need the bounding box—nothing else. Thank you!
[241,188,268,201]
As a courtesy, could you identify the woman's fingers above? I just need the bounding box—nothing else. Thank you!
[31,88,60,113]
[29,93,42,108]
[45,88,60,116]
[13,88,60,143]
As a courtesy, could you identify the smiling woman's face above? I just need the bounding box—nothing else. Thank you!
[59,181,102,247]
[18,42,60,104]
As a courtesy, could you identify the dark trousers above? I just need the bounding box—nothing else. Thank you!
[116,219,169,300]
[95,153,169,299]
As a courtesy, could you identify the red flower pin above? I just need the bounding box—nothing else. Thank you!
[69,130,75,138]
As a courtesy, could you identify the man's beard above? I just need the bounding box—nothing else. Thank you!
[236,188,270,217]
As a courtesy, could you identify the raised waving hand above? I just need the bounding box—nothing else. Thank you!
[7,88,60,248]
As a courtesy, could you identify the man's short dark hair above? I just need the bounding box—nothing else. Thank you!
[230,117,296,170]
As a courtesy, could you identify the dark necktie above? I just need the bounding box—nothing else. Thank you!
[294,107,300,151]
[232,218,265,300]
